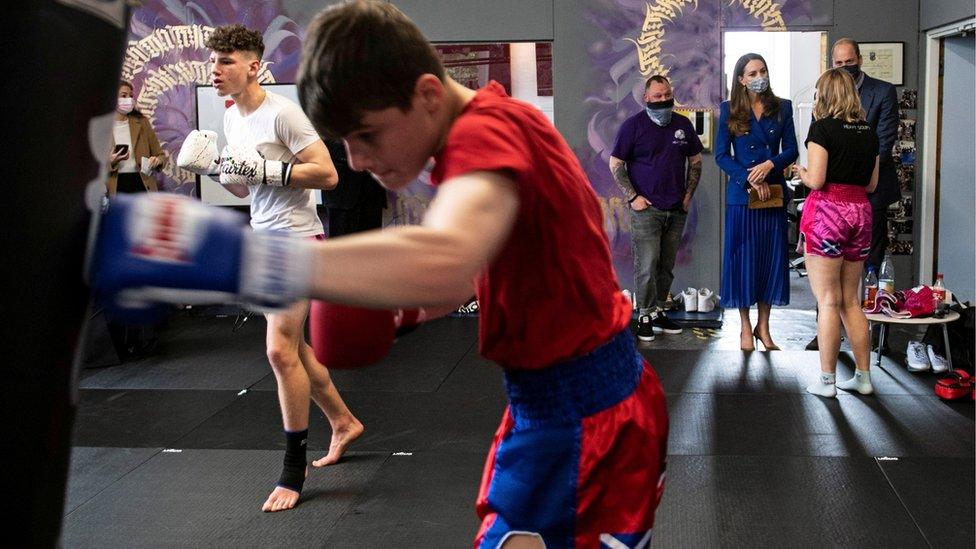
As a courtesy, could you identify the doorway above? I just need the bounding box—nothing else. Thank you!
[919,19,976,299]
[721,31,827,308]
[934,32,975,301]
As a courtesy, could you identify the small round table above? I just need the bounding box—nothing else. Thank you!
[865,310,960,370]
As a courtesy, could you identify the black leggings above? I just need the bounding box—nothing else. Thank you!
[117,172,146,194]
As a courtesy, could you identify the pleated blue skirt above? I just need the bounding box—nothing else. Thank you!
[720,205,790,308]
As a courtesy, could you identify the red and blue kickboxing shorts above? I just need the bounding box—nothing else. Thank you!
[475,330,669,549]
[799,183,872,262]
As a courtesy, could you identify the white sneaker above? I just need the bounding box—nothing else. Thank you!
[927,345,950,373]
[905,341,930,372]
[621,289,635,311]
[681,288,698,312]
[697,288,716,313]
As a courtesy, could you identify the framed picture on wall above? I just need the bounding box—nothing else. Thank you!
[859,42,904,86]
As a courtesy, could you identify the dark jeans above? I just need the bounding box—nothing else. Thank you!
[631,205,686,315]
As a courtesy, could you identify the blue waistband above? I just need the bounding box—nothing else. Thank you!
[503,330,644,426]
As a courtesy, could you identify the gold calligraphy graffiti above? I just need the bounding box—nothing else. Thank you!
[626,0,697,77]
[627,0,786,77]
[732,0,786,30]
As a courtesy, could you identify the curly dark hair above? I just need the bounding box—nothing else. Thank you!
[298,0,445,138]
[205,24,264,58]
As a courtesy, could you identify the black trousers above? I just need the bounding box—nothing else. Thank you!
[867,206,889,273]
[116,172,146,194]
[327,202,384,238]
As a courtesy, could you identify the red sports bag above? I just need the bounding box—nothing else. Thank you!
[935,369,976,401]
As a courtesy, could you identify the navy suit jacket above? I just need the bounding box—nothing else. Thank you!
[715,99,799,206]
[858,74,900,208]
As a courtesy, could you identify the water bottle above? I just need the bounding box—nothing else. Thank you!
[863,267,878,308]
[879,253,895,294]
[932,273,947,309]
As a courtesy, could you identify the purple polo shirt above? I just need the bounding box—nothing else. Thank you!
[611,111,703,210]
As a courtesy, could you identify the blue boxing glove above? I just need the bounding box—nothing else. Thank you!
[90,194,315,321]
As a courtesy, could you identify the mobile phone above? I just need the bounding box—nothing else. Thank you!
[113,144,129,155]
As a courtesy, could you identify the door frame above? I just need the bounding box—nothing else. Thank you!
[918,17,975,284]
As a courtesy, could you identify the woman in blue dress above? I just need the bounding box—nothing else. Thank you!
[715,53,798,351]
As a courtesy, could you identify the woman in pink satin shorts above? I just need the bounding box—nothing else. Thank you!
[793,68,879,399]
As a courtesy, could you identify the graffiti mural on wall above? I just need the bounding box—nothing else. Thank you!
[121,1,304,194]
[117,0,813,277]
[582,0,810,287]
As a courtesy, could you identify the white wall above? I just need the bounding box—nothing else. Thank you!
[789,32,824,167]
[510,42,554,123]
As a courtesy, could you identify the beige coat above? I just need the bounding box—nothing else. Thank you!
[107,114,164,195]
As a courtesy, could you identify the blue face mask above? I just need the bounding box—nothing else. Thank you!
[746,76,769,94]
[645,98,674,127]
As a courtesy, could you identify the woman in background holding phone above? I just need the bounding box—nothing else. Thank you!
[108,80,166,195]
[106,81,168,360]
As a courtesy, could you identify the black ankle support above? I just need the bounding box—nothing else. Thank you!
[277,429,308,493]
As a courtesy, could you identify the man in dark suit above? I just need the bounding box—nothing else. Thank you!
[322,138,388,236]
[831,37,900,272]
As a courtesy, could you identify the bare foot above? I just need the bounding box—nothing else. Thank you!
[261,467,308,513]
[312,418,364,467]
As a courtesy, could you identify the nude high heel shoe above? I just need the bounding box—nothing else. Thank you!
[740,331,755,351]
[753,328,780,351]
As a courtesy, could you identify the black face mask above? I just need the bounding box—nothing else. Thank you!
[646,98,675,110]
[842,64,862,79]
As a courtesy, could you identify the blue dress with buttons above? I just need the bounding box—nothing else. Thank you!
[714,99,798,308]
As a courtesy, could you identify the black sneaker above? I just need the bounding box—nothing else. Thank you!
[636,315,655,341]
[652,313,683,334]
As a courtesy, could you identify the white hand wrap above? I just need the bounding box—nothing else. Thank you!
[176,130,221,175]
[219,145,292,187]
[239,231,314,310]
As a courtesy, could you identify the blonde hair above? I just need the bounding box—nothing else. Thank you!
[812,68,864,123]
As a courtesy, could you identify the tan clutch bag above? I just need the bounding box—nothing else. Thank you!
[747,185,784,209]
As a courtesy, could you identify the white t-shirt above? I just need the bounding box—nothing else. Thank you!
[113,120,138,173]
[223,91,324,236]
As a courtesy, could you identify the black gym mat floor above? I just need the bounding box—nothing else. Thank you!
[67,307,974,547]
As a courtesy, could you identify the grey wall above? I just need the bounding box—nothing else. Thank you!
[937,35,975,301]
[829,0,920,91]
[920,0,976,31]
[282,0,553,41]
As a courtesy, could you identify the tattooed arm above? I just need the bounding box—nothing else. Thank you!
[609,155,639,203]
[682,153,703,212]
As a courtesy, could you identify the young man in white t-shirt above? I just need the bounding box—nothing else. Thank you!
[205,24,363,513]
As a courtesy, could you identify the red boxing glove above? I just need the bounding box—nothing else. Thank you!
[309,301,396,369]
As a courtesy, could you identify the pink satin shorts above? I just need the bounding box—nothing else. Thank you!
[799,184,872,262]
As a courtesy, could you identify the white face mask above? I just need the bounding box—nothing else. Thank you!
[117,97,134,114]
[746,76,769,94]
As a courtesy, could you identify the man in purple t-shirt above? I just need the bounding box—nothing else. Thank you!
[610,75,704,342]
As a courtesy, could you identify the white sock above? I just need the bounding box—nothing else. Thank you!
[806,372,837,398]
[837,369,874,395]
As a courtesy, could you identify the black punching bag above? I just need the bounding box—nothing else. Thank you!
[4,3,128,546]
